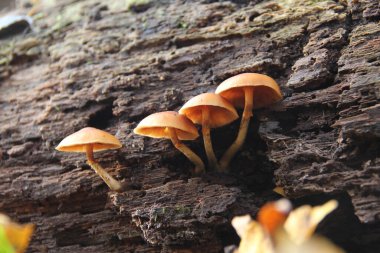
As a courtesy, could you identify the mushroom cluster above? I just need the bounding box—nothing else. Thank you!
[55,73,282,191]
[135,72,282,173]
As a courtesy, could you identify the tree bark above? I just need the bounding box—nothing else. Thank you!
[0,0,379,252]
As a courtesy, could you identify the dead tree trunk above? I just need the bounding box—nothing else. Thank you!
[0,0,379,252]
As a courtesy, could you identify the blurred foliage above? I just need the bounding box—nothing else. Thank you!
[0,214,34,253]
[232,200,344,253]
[0,227,15,253]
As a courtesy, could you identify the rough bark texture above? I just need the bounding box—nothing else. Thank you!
[0,0,379,252]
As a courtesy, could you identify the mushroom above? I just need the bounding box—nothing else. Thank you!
[56,127,124,192]
[215,73,282,171]
[134,111,205,174]
[179,93,238,170]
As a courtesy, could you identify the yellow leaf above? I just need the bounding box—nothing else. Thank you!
[0,214,34,253]
[5,224,35,253]
[275,231,345,253]
[273,187,286,197]
[284,200,338,244]
[231,200,344,253]
[232,215,275,253]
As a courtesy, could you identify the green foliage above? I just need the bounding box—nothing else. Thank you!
[177,20,189,29]
[0,227,15,253]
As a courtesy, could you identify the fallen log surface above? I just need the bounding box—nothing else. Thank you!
[0,0,379,252]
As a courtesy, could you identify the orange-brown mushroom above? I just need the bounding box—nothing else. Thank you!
[134,111,205,174]
[56,127,123,192]
[179,93,238,170]
[216,73,282,171]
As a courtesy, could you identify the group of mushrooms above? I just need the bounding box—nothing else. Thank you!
[55,73,282,191]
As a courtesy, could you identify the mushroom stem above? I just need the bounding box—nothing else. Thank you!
[85,145,123,192]
[202,106,219,170]
[85,144,96,163]
[168,127,205,174]
[219,88,254,171]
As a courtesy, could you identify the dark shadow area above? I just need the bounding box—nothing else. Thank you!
[87,99,115,130]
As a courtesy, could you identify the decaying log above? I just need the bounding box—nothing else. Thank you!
[0,0,379,252]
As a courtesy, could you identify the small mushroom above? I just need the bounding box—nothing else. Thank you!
[216,73,282,171]
[56,127,124,192]
[134,111,205,174]
[179,93,238,170]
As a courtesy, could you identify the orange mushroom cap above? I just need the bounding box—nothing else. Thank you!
[55,127,122,153]
[215,73,282,108]
[133,111,199,140]
[179,93,238,128]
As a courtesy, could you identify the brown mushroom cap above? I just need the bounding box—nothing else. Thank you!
[179,93,239,128]
[133,111,199,140]
[55,127,122,152]
[215,73,282,108]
